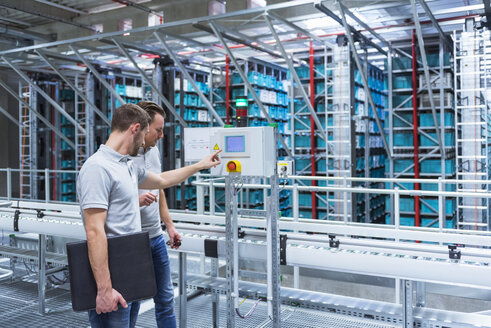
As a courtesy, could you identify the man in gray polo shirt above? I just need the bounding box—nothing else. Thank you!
[77,103,221,327]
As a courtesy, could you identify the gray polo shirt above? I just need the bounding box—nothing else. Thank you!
[131,146,164,239]
[77,144,148,237]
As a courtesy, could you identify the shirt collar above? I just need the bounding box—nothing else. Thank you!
[99,144,130,163]
[138,146,153,155]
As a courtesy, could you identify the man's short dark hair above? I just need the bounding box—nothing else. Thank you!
[136,101,167,121]
[111,103,151,132]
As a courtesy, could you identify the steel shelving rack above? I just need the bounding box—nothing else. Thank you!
[387,36,456,228]
[454,25,491,231]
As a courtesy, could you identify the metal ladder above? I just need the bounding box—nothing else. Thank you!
[75,73,95,169]
[18,82,37,200]
[454,29,491,230]
[326,44,352,222]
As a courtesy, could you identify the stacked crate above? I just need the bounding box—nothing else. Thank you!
[387,49,456,228]
[354,64,388,223]
[60,89,76,202]
[174,73,211,211]
[292,57,329,219]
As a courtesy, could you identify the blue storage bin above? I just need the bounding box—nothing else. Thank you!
[421,198,456,215]
[294,116,310,130]
[62,160,75,168]
[422,217,455,229]
[421,159,455,174]
[394,133,413,147]
[385,216,455,228]
[215,105,226,117]
[393,113,412,127]
[420,112,454,127]
[354,70,362,84]
[62,183,75,193]
[393,95,412,108]
[62,194,76,202]
[299,192,312,207]
[294,135,310,147]
[61,127,75,138]
[115,84,126,96]
[295,66,310,79]
[316,136,326,148]
[61,140,71,150]
[294,100,307,112]
[295,158,311,172]
[392,57,412,70]
[420,132,454,147]
[232,73,242,84]
[62,173,75,181]
[394,75,412,89]
[394,159,414,173]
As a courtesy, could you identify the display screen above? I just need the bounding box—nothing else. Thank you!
[226,136,245,153]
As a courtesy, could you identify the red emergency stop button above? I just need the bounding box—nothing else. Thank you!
[226,160,241,173]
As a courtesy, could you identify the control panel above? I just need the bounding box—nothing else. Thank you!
[184,126,276,177]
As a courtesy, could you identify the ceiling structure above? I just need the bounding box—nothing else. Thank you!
[0,0,486,75]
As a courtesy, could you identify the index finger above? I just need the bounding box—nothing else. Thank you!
[212,149,222,158]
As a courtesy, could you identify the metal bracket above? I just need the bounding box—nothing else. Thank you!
[238,228,245,239]
[329,234,340,248]
[204,239,219,258]
[13,210,20,232]
[448,245,461,260]
[280,234,287,265]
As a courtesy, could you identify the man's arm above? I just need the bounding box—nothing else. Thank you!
[159,189,181,249]
[139,150,222,190]
[84,208,127,314]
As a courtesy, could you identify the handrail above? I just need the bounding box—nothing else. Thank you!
[192,181,491,199]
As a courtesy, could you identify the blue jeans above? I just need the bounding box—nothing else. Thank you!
[88,302,140,328]
[151,234,177,328]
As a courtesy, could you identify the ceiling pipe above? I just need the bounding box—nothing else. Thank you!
[177,13,479,59]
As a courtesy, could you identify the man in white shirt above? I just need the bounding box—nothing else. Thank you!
[131,101,180,327]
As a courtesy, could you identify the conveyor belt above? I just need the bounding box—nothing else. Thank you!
[180,273,491,328]
[181,273,402,324]
[137,294,400,328]
[0,279,398,328]
[0,245,67,266]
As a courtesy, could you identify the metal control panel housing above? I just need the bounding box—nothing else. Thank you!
[184,126,276,177]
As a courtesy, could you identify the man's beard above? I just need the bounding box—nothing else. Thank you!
[129,142,140,156]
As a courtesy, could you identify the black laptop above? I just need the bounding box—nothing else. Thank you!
[66,231,157,312]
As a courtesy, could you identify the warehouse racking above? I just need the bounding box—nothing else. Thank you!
[454,24,491,230]
[0,1,491,328]
[0,0,486,230]
[387,36,456,229]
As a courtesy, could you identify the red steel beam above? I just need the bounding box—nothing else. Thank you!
[226,55,230,125]
[310,41,317,220]
[412,29,420,227]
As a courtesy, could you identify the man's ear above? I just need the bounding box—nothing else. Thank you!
[130,123,141,135]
